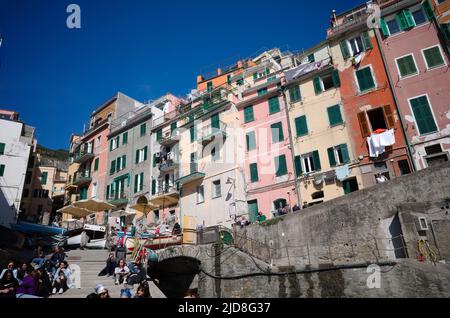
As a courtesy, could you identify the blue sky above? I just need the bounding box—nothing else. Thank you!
[0,0,362,150]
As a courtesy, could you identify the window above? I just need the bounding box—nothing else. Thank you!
[295,116,308,137]
[396,54,418,78]
[289,86,301,103]
[246,131,256,151]
[343,177,359,195]
[327,105,344,126]
[398,159,412,175]
[308,54,315,63]
[313,70,340,95]
[349,36,364,56]
[110,136,119,151]
[250,163,259,182]
[340,32,372,59]
[268,96,280,114]
[257,88,268,96]
[110,160,116,175]
[122,132,128,145]
[409,95,437,135]
[0,164,5,177]
[0,143,5,155]
[140,123,146,137]
[422,46,445,69]
[355,66,376,92]
[212,180,221,198]
[244,106,254,123]
[211,146,219,161]
[327,144,350,167]
[197,185,204,203]
[190,125,197,143]
[412,8,427,25]
[94,158,99,172]
[40,172,48,185]
[92,182,98,198]
[386,18,401,35]
[367,108,388,131]
[271,122,284,143]
[357,105,395,136]
[207,81,213,92]
[275,155,287,177]
[136,147,148,164]
[156,129,163,141]
[302,151,321,173]
[321,74,335,91]
[424,143,448,167]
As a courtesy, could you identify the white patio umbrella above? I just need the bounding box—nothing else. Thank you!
[57,205,93,219]
[73,199,115,212]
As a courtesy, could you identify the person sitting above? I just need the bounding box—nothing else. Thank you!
[172,221,182,235]
[126,257,146,286]
[0,270,19,298]
[95,284,110,298]
[32,251,46,269]
[292,204,301,212]
[120,288,132,298]
[36,268,52,298]
[133,281,151,298]
[16,263,29,284]
[50,247,66,271]
[99,253,116,277]
[16,265,38,297]
[257,211,266,223]
[240,216,250,228]
[52,261,71,294]
[0,261,18,280]
[114,259,130,285]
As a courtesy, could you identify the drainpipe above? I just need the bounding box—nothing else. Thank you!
[279,83,302,209]
[374,28,417,173]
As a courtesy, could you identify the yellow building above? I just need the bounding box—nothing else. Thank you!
[284,43,363,207]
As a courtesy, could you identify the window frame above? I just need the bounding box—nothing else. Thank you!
[395,53,419,79]
[407,93,438,136]
[212,180,221,199]
[421,45,447,71]
[302,153,315,174]
[197,185,205,204]
[354,64,377,93]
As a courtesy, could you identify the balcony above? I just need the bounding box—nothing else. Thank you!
[159,159,178,173]
[200,120,227,146]
[108,192,129,206]
[176,163,205,186]
[73,172,92,186]
[158,130,180,146]
[74,150,95,164]
[328,5,370,39]
[149,186,179,207]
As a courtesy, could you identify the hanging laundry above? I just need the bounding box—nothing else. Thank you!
[335,165,351,182]
[367,134,385,158]
[378,129,395,147]
[314,173,324,185]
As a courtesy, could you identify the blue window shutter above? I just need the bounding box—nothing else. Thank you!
[327,147,337,167]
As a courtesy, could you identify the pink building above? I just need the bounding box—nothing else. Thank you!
[379,0,450,170]
[231,49,299,221]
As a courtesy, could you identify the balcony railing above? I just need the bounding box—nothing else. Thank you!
[108,192,128,206]
[158,130,180,146]
[328,5,370,38]
[200,120,227,145]
[73,171,92,186]
[73,150,95,164]
[175,163,205,186]
[159,159,178,172]
[154,185,178,197]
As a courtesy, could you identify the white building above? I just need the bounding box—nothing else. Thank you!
[0,110,35,228]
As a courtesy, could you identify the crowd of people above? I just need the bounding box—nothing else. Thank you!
[0,246,71,298]
[234,204,302,228]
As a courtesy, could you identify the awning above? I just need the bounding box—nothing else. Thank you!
[149,192,179,207]
[57,205,93,219]
[129,203,156,214]
[110,210,137,218]
[73,199,115,212]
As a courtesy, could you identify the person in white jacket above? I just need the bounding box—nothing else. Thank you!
[114,259,130,285]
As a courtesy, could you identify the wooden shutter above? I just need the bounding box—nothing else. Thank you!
[380,18,389,37]
[110,139,113,151]
[275,155,287,177]
[332,69,341,87]
[116,136,120,147]
[122,155,126,169]
[340,144,350,164]
[94,158,99,171]
[383,104,396,129]
[313,76,322,95]
[404,10,415,28]
[144,146,148,161]
[294,156,302,176]
[123,132,128,145]
[135,150,139,164]
[151,179,156,195]
[271,122,284,143]
[152,153,157,168]
[116,157,121,171]
[312,150,321,171]
[106,185,110,199]
[156,129,162,141]
[357,111,371,137]
[110,160,116,174]
[0,143,5,155]
[246,132,255,151]
[269,96,280,114]
[171,122,177,134]
[422,0,435,21]
[328,105,343,126]
[211,113,220,129]
[289,86,301,102]
[295,116,308,137]
[410,97,438,134]
[327,147,337,167]
[0,164,5,177]
[140,173,144,191]
[362,31,373,50]
[134,175,138,193]
[397,11,408,30]
[340,40,351,59]
[250,163,259,182]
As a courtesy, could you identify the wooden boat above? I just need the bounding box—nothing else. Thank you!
[143,234,182,250]
[85,238,107,249]
[11,221,65,236]
[66,231,89,247]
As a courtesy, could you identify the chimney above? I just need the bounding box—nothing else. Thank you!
[217,68,222,76]
[197,75,204,83]
[237,60,243,68]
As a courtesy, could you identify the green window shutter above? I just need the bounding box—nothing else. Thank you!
[123,132,128,145]
[308,54,315,63]
[227,75,231,85]
[257,88,268,96]
[268,96,280,114]
[0,164,4,177]
[340,144,350,164]
[275,155,287,177]
[265,68,270,75]
[397,55,417,77]
[156,129,162,141]
[356,67,375,92]
[40,172,48,184]
[106,185,110,199]
[94,158,99,171]
[404,10,415,28]
[422,0,435,21]
[151,179,156,195]
[410,96,438,134]
[271,122,284,143]
[313,76,322,95]
[327,147,337,167]
[244,106,254,123]
[190,125,196,142]
[362,31,373,50]
[207,81,213,92]
[312,150,321,171]
[144,146,148,161]
[424,47,445,68]
[295,116,308,137]
[294,156,302,177]
[327,105,343,126]
[116,136,120,148]
[340,40,351,59]
[140,172,144,191]
[110,160,116,174]
[397,11,409,30]
[211,113,220,129]
[140,123,146,136]
[153,153,157,168]
[250,163,259,182]
[380,18,390,37]
[135,149,139,164]
[122,155,126,169]
[246,131,256,151]
[253,73,258,80]
[289,86,301,103]
[110,139,113,151]
[0,143,5,155]
[116,157,121,171]
[332,69,341,87]
[171,122,177,134]
[134,174,138,193]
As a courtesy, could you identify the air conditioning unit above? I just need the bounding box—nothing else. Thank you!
[417,216,429,231]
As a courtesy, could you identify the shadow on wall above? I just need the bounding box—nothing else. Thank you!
[0,187,17,228]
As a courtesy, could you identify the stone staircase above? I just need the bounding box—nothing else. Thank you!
[50,249,166,298]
